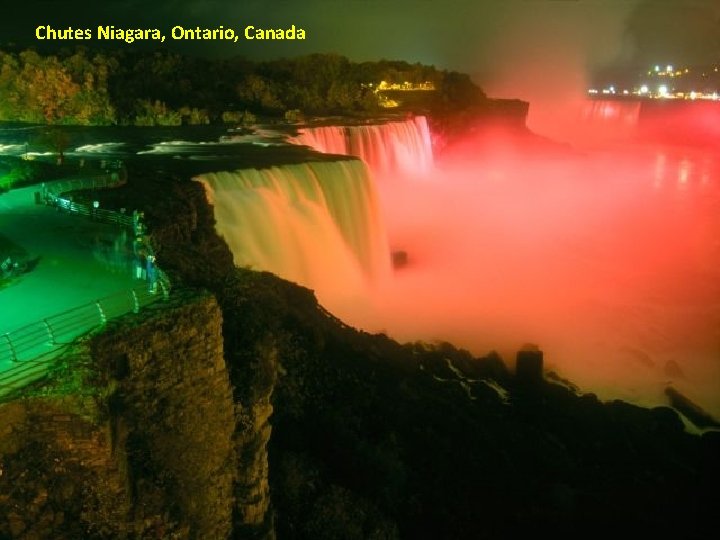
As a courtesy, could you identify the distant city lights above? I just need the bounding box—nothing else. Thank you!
[588,62,720,100]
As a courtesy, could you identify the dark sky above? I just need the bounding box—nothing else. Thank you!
[3,0,719,91]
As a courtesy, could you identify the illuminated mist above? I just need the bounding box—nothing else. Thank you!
[188,0,720,420]
[258,115,719,419]
[472,0,635,142]
[472,0,719,143]
[368,130,720,418]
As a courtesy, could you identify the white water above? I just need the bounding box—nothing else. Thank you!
[289,116,434,176]
[580,100,641,128]
[196,160,390,312]
[74,142,127,154]
[0,144,27,155]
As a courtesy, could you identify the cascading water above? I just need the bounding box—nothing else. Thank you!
[289,116,434,176]
[579,100,642,140]
[577,99,720,147]
[581,100,642,126]
[196,159,390,311]
[197,107,719,421]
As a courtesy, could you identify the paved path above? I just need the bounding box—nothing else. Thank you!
[0,184,138,336]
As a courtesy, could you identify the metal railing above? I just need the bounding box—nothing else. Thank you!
[0,161,174,398]
[0,283,169,398]
[51,198,134,228]
[41,168,134,229]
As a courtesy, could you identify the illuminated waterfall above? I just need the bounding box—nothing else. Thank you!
[580,100,642,131]
[578,100,720,146]
[196,159,390,302]
[289,116,434,176]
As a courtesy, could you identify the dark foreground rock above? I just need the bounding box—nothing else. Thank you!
[665,386,720,429]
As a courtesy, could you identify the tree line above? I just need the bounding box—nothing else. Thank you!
[0,48,486,126]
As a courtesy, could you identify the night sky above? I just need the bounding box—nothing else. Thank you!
[2,1,719,93]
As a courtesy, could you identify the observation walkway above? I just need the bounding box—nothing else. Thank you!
[0,174,165,397]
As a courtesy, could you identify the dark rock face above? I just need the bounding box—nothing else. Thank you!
[90,293,237,539]
[515,344,544,386]
[391,250,408,269]
[0,293,238,539]
[0,398,130,539]
[665,387,720,429]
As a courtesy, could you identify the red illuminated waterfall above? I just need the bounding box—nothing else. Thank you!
[196,159,390,305]
[289,116,434,176]
[580,100,641,130]
[196,106,720,419]
[579,99,720,146]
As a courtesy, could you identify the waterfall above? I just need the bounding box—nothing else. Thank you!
[580,100,642,130]
[196,159,390,302]
[289,116,434,176]
[579,99,720,146]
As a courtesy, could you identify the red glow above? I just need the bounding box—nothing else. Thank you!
[329,116,720,419]
[217,111,720,419]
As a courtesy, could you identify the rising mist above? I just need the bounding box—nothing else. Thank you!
[266,115,720,420]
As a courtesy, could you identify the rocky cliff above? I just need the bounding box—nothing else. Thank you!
[0,292,240,538]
